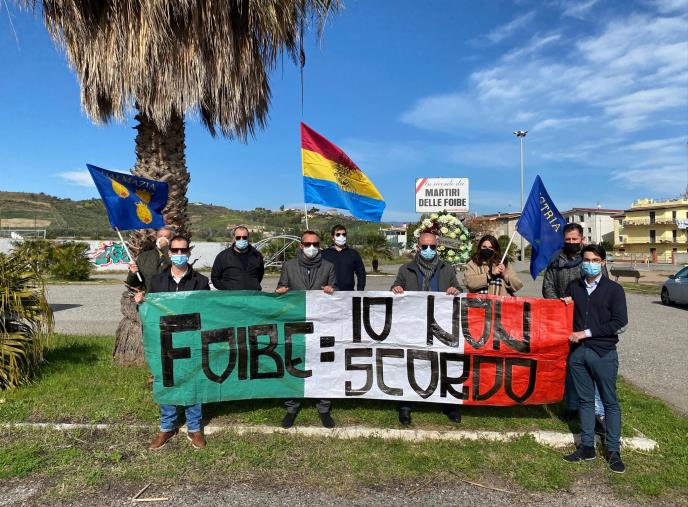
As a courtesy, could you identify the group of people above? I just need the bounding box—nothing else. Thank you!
[126,221,628,474]
[128,224,366,449]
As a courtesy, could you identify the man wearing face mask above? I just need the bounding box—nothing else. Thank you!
[276,230,336,429]
[126,226,175,291]
[211,226,265,291]
[321,224,366,291]
[542,223,608,429]
[134,236,210,450]
[391,232,463,426]
[542,223,609,299]
[560,244,628,474]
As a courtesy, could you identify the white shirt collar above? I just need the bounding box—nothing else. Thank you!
[584,273,603,288]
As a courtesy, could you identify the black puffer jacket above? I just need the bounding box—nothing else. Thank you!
[211,245,264,290]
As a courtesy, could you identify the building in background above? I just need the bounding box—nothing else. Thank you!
[614,197,688,264]
[480,212,523,242]
[382,225,408,251]
[561,208,623,245]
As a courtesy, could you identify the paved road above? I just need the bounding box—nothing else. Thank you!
[46,262,688,414]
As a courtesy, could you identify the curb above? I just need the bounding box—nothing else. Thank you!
[3,422,657,451]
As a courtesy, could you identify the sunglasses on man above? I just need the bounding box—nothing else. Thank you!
[420,244,437,251]
[334,232,346,237]
[235,235,248,240]
[170,248,190,254]
[302,242,320,247]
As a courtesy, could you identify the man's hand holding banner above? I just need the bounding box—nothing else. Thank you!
[141,291,573,407]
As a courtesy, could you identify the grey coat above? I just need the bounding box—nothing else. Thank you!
[542,249,608,299]
[277,256,337,290]
[392,259,462,292]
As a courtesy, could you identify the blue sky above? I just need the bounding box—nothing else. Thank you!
[1,0,687,222]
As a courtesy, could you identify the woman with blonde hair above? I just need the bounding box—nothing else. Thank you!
[464,234,523,296]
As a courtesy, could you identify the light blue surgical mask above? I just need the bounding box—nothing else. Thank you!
[171,254,189,267]
[581,262,602,277]
[419,247,437,261]
[235,239,249,250]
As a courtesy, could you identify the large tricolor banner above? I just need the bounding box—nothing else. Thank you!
[141,291,572,407]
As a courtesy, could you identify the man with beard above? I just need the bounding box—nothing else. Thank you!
[211,226,264,291]
[391,232,462,426]
[275,230,337,429]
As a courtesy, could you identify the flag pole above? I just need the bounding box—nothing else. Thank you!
[115,227,142,282]
[304,204,309,230]
[500,230,519,265]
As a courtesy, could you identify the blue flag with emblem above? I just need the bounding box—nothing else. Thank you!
[87,164,168,231]
[516,175,565,279]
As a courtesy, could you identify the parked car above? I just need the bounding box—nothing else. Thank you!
[661,266,688,305]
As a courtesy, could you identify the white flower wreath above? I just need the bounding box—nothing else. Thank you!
[412,210,472,265]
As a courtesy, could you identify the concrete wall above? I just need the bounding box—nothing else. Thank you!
[0,239,227,271]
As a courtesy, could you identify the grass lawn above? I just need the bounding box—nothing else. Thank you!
[1,335,686,502]
[619,282,662,296]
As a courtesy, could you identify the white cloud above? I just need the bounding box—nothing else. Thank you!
[610,165,688,195]
[602,87,688,132]
[626,135,687,152]
[561,0,600,19]
[485,11,536,44]
[531,116,592,132]
[652,0,688,14]
[58,171,95,187]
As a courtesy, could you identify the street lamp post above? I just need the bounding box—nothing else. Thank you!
[513,130,528,262]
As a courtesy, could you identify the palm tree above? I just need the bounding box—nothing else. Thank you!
[22,0,339,365]
[356,234,393,272]
[0,252,53,389]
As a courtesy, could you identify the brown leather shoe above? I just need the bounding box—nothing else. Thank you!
[187,431,206,449]
[149,429,178,450]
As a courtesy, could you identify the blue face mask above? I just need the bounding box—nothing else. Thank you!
[419,247,437,261]
[171,254,189,267]
[581,261,602,277]
[235,239,249,250]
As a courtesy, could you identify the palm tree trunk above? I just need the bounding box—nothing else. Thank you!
[113,109,190,366]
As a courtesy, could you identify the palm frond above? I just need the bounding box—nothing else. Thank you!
[21,0,339,139]
[0,252,53,389]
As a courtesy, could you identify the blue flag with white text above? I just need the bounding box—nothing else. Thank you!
[516,176,565,279]
[87,164,168,231]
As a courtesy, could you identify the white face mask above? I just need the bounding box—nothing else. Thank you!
[156,237,169,250]
[303,245,319,258]
[334,235,347,246]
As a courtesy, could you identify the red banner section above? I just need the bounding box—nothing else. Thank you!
[461,294,572,406]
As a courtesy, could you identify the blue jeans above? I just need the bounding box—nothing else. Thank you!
[159,404,202,433]
[565,357,605,417]
[568,346,621,453]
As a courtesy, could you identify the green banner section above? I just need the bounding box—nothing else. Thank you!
[141,291,307,406]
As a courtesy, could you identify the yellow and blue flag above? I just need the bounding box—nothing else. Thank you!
[87,164,168,231]
[516,175,565,279]
[301,123,385,222]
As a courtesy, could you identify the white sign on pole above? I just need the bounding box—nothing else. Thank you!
[415,178,469,213]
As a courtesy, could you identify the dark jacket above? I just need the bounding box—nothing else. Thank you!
[277,255,337,290]
[148,265,210,294]
[566,275,627,357]
[392,259,462,292]
[211,245,264,290]
[542,248,608,299]
[321,246,366,291]
[126,248,171,290]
